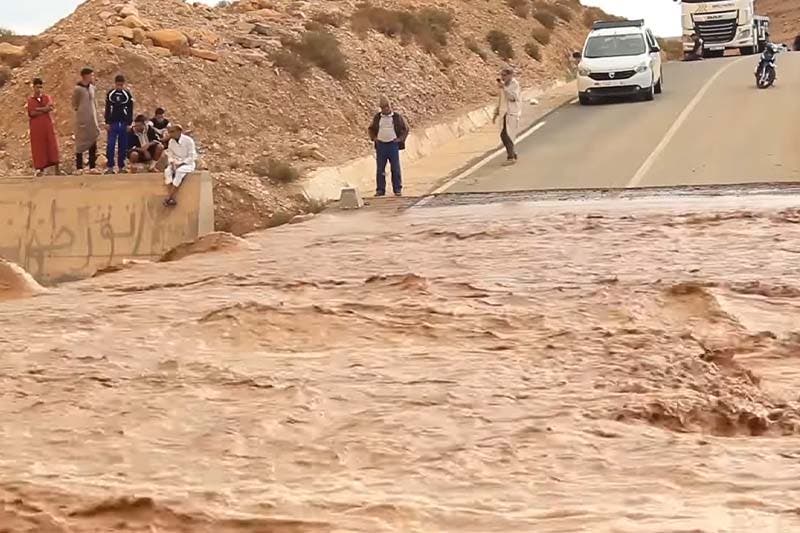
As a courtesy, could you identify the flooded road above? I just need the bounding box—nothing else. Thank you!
[3,194,800,532]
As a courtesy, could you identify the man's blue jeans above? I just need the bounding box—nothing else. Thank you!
[106,122,129,170]
[375,141,402,195]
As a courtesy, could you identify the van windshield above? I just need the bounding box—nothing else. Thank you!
[584,34,646,58]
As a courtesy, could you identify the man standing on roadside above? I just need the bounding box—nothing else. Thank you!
[493,67,521,166]
[104,74,134,174]
[163,124,197,207]
[71,67,100,174]
[27,78,61,176]
[367,95,409,197]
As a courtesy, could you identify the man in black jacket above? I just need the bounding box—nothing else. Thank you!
[127,114,163,172]
[367,95,409,197]
[104,74,134,174]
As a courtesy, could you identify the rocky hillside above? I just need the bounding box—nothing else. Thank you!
[0,0,609,233]
[759,0,800,45]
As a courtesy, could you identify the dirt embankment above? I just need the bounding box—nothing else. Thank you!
[0,0,612,233]
[759,0,800,46]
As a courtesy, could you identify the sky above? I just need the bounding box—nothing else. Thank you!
[2,0,682,37]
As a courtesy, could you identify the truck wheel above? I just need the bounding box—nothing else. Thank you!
[655,71,663,94]
[740,45,757,55]
[578,93,592,106]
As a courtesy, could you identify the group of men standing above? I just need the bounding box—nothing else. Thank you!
[27,67,197,206]
[28,65,524,204]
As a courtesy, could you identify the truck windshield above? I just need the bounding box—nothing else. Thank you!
[584,34,646,58]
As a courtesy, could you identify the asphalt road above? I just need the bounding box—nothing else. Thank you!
[447,53,800,193]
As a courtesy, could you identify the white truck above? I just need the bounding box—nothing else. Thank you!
[676,0,770,58]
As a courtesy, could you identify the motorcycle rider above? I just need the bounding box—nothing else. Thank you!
[756,33,780,87]
[688,31,704,61]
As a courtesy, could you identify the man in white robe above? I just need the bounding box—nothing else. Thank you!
[163,124,197,207]
[493,67,521,166]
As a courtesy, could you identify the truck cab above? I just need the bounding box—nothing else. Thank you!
[676,0,768,57]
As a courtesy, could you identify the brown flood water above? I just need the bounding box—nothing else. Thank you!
[3,195,800,532]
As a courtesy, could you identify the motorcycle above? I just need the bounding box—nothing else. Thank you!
[755,44,778,89]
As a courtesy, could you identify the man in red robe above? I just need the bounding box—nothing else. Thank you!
[27,78,61,176]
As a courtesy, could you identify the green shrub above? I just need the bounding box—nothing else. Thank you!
[252,157,300,183]
[311,12,344,27]
[351,4,454,54]
[506,0,530,18]
[525,41,542,61]
[531,26,551,45]
[550,4,574,21]
[487,30,514,60]
[268,159,300,183]
[533,10,557,30]
[283,30,349,80]
[271,49,309,79]
[465,36,488,61]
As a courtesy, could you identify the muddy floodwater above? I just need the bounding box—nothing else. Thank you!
[3,195,800,532]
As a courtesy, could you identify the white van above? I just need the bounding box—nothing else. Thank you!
[574,20,664,105]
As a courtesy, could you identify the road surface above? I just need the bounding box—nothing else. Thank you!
[447,53,800,193]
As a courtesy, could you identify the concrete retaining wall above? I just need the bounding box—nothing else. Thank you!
[0,172,214,284]
[302,81,567,202]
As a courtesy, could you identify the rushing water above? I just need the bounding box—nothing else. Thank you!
[3,195,800,532]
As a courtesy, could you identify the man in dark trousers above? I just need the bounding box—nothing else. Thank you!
[104,74,134,174]
[127,114,164,172]
[367,95,409,197]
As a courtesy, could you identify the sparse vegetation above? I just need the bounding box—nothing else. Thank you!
[465,36,488,61]
[311,12,344,28]
[525,41,542,61]
[271,49,309,80]
[0,67,10,88]
[351,4,454,54]
[215,0,231,7]
[550,4,574,22]
[304,20,325,32]
[531,26,551,45]
[0,27,13,38]
[281,30,349,80]
[268,158,300,183]
[533,10,557,30]
[487,30,514,60]
[505,0,530,18]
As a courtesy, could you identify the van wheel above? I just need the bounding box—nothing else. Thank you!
[655,71,663,94]
[641,83,655,101]
[578,93,592,105]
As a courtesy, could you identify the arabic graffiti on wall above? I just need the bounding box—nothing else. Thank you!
[0,196,199,281]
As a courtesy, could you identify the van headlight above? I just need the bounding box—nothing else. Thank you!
[635,63,649,73]
[578,66,591,76]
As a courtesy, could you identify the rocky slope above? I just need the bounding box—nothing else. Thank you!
[759,0,800,45]
[0,0,607,232]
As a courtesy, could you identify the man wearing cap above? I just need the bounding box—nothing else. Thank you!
[367,95,410,197]
[493,67,521,165]
[162,124,197,207]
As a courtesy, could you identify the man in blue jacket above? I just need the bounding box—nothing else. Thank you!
[104,74,134,174]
